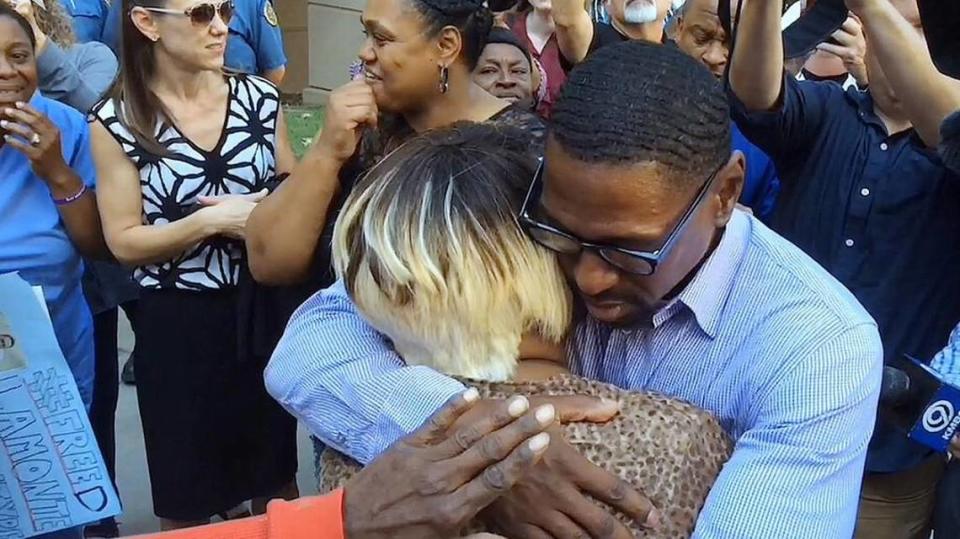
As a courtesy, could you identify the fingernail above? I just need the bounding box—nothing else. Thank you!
[600,397,620,409]
[507,396,529,417]
[15,102,24,108]
[463,387,480,403]
[0,120,6,128]
[535,404,555,426]
[645,508,661,529]
[528,432,550,452]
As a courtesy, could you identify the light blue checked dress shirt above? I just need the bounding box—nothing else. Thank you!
[932,325,960,387]
[266,210,883,538]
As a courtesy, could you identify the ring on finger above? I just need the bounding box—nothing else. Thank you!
[30,133,40,146]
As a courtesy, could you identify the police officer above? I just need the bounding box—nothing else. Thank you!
[101,0,286,85]
[61,0,108,42]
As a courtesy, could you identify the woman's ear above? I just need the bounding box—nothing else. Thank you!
[130,6,161,42]
[435,25,463,67]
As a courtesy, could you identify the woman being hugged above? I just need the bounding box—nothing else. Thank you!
[245,0,544,287]
[89,0,298,530]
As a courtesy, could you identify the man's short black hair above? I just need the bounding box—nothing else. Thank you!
[484,28,533,69]
[549,40,732,187]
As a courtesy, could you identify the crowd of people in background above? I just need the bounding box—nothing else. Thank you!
[2,0,960,537]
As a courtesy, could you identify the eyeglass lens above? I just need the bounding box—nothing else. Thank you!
[189,2,233,24]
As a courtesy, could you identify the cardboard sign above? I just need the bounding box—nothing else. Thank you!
[0,273,121,538]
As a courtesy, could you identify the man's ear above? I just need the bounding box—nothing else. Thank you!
[713,150,745,226]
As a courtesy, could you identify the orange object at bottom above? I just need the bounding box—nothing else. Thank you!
[133,489,346,539]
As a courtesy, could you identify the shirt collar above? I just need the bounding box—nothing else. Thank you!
[655,209,752,339]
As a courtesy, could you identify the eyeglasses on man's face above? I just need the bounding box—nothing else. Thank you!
[518,160,723,276]
[142,1,234,26]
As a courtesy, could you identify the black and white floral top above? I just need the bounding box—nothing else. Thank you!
[92,74,279,291]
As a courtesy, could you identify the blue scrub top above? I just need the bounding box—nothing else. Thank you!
[0,94,96,407]
[101,0,287,76]
[62,0,108,43]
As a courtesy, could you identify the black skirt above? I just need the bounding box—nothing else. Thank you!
[135,287,298,520]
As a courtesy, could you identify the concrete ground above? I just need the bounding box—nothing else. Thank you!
[110,313,319,536]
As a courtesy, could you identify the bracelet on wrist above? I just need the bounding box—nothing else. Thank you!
[53,183,88,206]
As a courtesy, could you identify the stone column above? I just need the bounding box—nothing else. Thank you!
[303,0,366,105]
[276,0,310,95]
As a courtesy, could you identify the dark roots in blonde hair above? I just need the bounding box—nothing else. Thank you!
[332,122,572,380]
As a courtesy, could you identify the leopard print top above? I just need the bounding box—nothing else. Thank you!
[317,374,733,538]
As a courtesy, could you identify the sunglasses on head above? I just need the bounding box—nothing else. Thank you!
[143,1,234,26]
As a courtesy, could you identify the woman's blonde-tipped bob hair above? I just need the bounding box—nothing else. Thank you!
[332,123,571,381]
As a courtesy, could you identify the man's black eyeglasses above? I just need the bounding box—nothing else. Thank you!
[143,1,234,26]
[518,160,723,276]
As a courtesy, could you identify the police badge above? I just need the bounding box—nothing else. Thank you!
[264,0,279,26]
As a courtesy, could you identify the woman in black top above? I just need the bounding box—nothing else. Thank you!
[246,0,545,287]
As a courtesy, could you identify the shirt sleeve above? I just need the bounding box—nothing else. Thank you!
[728,75,836,169]
[264,280,465,464]
[691,322,883,539]
[132,490,346,539]
[36,42,118,114]
[252,0,288,73]
[931,324,960,387]
[939,110,960,175]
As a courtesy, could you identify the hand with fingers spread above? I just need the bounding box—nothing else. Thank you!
[815,16,869,88]
[1,102,73,188]
[313,80,379,164]
[196,189,269,240]
[343,389,555,539]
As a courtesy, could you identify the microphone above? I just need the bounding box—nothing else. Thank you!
[881,356,960,453]
[880,366,913,405]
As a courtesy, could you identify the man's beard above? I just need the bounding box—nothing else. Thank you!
[623,0,659,24]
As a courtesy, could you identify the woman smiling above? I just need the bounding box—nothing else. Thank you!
[0,4,104,412]
[245,0,545,287]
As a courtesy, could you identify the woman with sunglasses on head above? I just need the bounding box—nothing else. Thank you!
[244,0,545,287]
[89,0,300,530]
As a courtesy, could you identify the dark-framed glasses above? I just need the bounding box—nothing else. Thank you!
[143,1,234,25]
[518,160,723,276]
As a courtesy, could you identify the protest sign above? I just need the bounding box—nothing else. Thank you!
[0,273,120,538]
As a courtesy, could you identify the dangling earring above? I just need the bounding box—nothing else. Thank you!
[438,65,449,94]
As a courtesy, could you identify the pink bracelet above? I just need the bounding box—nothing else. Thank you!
[53,183,88,206]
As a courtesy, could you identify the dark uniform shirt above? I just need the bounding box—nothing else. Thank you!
[731,75,960,473]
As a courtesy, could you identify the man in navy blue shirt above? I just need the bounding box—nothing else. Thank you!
[729,0,960,537]
[101,0,286,85]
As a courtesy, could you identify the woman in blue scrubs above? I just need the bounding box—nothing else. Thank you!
[0,5,106,537]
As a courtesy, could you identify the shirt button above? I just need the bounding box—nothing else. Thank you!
[861,188,871,196]
[880,142,889,151]
[845,239,855,247]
